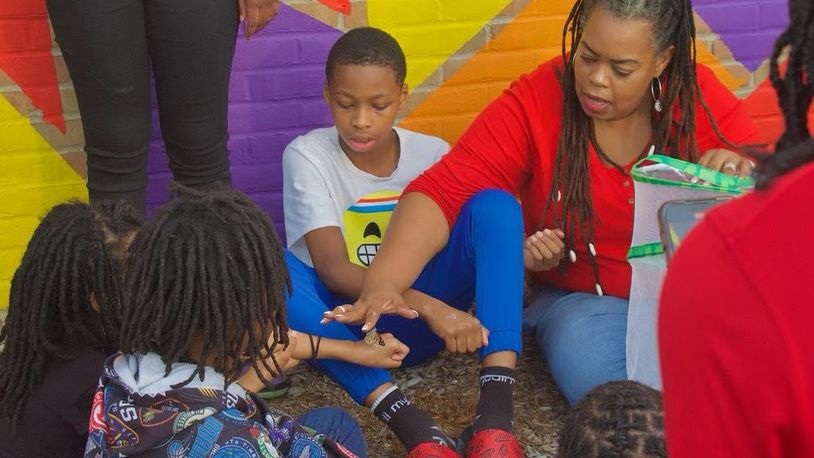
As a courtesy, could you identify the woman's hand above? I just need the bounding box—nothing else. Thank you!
[699,149,755,177]
[420,300,490,354]
[524,229,565,272]
[238,0,280,39]
[321,289,419,332]
[347,333,410,369]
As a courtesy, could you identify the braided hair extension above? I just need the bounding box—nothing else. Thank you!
[755,0,814,188]
[558,381,667,458]
[547,0,738,295]
[118,186,292,388]
[0,200,142,428]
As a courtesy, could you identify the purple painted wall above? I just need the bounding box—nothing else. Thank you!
[137,0,793,240]
[145,4,341,239]
[694,0,789,71]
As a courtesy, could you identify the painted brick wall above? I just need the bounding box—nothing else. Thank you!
[144,5,345,239]
[0,0,797,307]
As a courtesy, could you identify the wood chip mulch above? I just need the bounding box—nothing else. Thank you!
[269,334,569,457]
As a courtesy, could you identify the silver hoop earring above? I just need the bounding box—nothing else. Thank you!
[651,77,663,113]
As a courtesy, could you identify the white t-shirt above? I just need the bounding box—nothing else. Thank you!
[283,126,449,267]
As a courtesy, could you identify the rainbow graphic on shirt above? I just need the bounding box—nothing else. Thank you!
[343,190,401,267]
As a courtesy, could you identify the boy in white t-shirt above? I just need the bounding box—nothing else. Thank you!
[283,28,522,457]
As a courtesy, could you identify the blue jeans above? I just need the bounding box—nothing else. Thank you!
[523,289,628,406]
[297,407,367,457]
[286,190,524,404]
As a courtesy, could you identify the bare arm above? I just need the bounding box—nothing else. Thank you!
[323,192,453,330]
[304,223,450,307]
[361,192,450,295]
[305,226,366,300]
[239,331,409,392]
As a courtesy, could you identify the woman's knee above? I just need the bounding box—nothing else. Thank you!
[534,294,628,404]
[467,189,521,216]
[462,189,523,236]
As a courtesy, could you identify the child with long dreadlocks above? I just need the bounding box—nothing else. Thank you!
[0,200,143,457]
[324,0,760,446]
[84,188,368,458]
[659,0,814,456]
[558,381,666,458]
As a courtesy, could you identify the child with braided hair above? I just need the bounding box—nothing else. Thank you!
[0,200,143,457]
[558,381,666,458]
[85,188,370,457]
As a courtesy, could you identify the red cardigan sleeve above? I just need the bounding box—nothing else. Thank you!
[694,64,762,151]
[404,70,545,226]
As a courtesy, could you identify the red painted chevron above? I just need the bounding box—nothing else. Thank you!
[318,0,351,15]
[0,0,64,132]
[743,68,814,148]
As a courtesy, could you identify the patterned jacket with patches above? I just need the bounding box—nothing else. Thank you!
[84,353,357,458]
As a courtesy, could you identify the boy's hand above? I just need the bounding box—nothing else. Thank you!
[421,300,490,354]
[699,149,754,177]
[238,330,301,392]
[264,330,302,375]
[238,0,279,39]
[348,333,410,368]
[524,229,565,272]
[321,290,419,332]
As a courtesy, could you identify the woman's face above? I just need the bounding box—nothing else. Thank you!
[573,6,674,122]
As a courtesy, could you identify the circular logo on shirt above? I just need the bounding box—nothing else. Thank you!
[290,433,328,458]
[173,407,218,433]
[212,438,260,458]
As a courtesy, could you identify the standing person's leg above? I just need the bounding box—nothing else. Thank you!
[46,0,152,214]
[296,407,368,458]
[524,290,628,406]
[146,0,237,191]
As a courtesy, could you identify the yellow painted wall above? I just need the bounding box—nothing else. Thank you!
[0,94,87,307]
[367,0,511,90]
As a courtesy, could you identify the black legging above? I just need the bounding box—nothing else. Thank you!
[47,0,238,214]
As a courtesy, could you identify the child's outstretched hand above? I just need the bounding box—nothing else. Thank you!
[321,290,419,332]
[524,229,565,272]
[346,332,410,369]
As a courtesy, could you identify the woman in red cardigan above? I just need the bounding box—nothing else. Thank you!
[659,0,814,455]
[324,0,758,451]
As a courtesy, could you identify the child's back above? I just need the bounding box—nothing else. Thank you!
[0,201,142,457]
[85,188,363,457]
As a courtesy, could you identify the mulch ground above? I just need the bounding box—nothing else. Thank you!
[269,334,569,457]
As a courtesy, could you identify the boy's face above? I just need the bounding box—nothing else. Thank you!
[324,64,408,156]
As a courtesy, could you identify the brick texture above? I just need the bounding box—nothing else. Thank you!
[0,0,796,247]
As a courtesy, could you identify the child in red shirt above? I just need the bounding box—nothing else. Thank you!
[659,1,814,455]
[327,0,759,418]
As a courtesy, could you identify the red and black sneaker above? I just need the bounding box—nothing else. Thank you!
[407,443,463,458]
[466,429,524,458]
